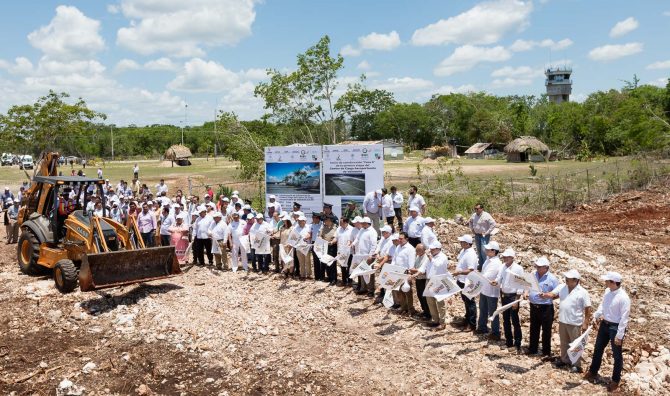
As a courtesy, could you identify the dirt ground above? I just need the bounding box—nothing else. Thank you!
[1,180,669,395]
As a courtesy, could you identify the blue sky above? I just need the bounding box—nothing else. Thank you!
[0,0,668,126]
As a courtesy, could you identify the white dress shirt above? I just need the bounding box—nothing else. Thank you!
[594,288,631,339]
[456,247,478,283]
[418,251,449,279]
[480,256,503,298]
[420,226,437,247]
[381,195,395,218]
[159,214,175,236]
[362,191,380,214]
[407,193,425,212]
[496,262,525,294]
[391,192,403,209]
[228,221,243,244]
[375,236,391,256]
[403,215,424,238]
[354,227,377,255]
[469,211,496,235]
[336,225,352,256]
[551,284,592,326]
[194,215,214,239]
[392,242,416,270]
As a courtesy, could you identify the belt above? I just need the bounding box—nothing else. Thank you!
[501,292,518,297]
[602,320,619,326]
[530,303,553,308]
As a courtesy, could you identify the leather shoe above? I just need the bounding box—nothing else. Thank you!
[607,382,619,392]
[583,371,597,382]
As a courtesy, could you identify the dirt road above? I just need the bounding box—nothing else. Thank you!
[1,180,669,395]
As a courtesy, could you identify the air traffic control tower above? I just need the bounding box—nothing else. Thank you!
[545,67,572,104]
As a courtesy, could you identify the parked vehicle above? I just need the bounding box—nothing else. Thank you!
[19,155,34,170]
[1,153,14,166]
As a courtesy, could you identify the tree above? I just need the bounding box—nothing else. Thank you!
[254,35,346,144]
[334,80,396,140]
[373,103,437,149]
[0,90,105,154]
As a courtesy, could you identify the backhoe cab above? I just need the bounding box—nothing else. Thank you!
[17,152,180,293]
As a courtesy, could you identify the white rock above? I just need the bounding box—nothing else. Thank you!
[47,310,62,322]
[82,362,97,374]
[39,361,48,368]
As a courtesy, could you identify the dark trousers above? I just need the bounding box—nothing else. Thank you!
[312,247,324,280]
[529,303,555,355]
[194,238,212,265]
[394,208,403,232]
[272,244,281,271]
[255,252,270,272]
[342,255,352,284]
[293,250,300,276]
[386,216,395,233]
[160,234,171,247]
[589,321,625,383]
[415,278,430,317]
[325,245,337,283]
[141,231,155,248]
[457,281,477,327]
[501,294,522,348]
[249,248,257,270]
[408,237,420,248]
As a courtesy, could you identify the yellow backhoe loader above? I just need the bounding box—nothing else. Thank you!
[17,152,181,293]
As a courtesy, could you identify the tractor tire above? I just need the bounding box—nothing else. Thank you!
[17,229,42,275]
[54,259,78,293]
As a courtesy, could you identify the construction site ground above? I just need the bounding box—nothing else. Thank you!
[1,179,669,395]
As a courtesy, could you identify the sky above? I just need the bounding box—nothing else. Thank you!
[0,0,669,126]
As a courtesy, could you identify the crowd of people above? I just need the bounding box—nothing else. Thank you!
[2,168,631,392]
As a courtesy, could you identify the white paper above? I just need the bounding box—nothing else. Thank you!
[488,299,527,322]
[510,272,540,292]
[287,231,301,248]
[239,235,251,252]
[349,261,376,279]
[382,289,394,308]
[567,326,593,364]
[313,237,328,259]
[336,251,350,267]
[461,271,488,299]
[320,254,336,266]
[423,275,461,302]
[351,254,369,269]
[379,270,409,290]
[279,244,294,264]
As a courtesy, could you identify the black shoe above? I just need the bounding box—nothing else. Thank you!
[569,366,583,374]
[424,322,439,328]
[367,292,375,297]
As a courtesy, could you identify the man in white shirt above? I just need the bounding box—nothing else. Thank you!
[391,232,416,314]
[310,213,324,281]
[159,206,175,247]
[155,179,169,195]
[492,248,525,351]
[227,212,248,272]
[348,216,363,289]
[403,206,424,247]
[380,188,396,232]
[584,271,631,392]
[542,269,591,372]
[209,212,230,270]
[406,185,426,216]
[453,234,479,332]
[292,215,312,280]
[353,217,378,297]
[420,217,438,248]
[250,213,272,273]
[362,189,382,235]
[193,206,214,266]
[411,241,449,330]
[409,243,431,320]
[468,203,497,269]
[266,194,282,220]
[336,217,353,285]
[389,186,404,231]
[477,241,503,340]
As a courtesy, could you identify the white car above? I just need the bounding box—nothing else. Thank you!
[19,155,34,170]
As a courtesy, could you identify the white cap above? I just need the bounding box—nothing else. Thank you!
[390,233,400,241]
[600,271,622,283]
[376,189,382,195]
[231,194,239,199]
[176,213,186,220]
[268,194,276,199]
[380,225,392,234]
[255,213,264,219]
[457,234,473,244]
[423,217,435,224]
[232,190,239,195]
[297,215,307,221]
[222,197,230,202]
[172,204,181,209]
[352,216,363,223]
[362,216,372,224]
[207,202,216,208]
[563,269,581,280]
[243,204,251,210]
[213,212,223,218]
[4,186,8,190]
[281,214,292,221]
[409,205,420,212]
[501,248,516,258]
[429,241,442,250]
[198,205,207,213]
[534,256,550,267]
[483,241,500,251]
[147,200,154,205]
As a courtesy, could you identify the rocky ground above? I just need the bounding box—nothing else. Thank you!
[1,179,669,395]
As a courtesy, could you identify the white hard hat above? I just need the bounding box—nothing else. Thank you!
[423,217,435,224]
[501,248,516,258]
[429,241,442,250]
[457,234,473,244]
[563,269,581,280]
[483,241,500,251]
[380,225,392,234]
[534,256,551,267]
[600,271,622,283]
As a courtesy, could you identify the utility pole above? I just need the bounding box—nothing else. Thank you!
[110,125,114,161]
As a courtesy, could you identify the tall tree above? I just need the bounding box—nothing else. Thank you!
[334,80,396,140]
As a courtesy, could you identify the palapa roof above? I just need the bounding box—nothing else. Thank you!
[504,136,549,153]
[165,144,193,160]
[464,142,491,154]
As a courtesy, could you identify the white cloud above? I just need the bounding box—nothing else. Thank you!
[664,11,670,17]
[510,38,573,52]
[646,60,670,70]
[650,78,668,87]
[116,0,257,57]
[340,44,361,57]
[107,4,120,14]
[588,42,643,61]
[434,84,477,95]
[114,59,141,73]
[168,58,240,92]
[372,77,434,92]
[490,66,544,87]
[144,57,179,71]
[434,45,511,76]
[358,31,401,51]
[0,57,35,75]
[609,17,639,38]
[27,6,105,61]
[411,0,533,46]
[242,68,268,80]
[357,60,371,70]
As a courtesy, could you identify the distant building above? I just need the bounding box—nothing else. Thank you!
[545,67,572,104]
[464,143,492,159]
[164,144,192,166]
[504,136,549,163]
[339,139,404,160]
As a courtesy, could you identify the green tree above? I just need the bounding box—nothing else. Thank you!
[373,103,437,149]
[334,80,396,140]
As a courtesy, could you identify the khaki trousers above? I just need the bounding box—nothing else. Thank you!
[214,240,228,269]
[296,249,312,278]
[427,297,446,324]
[392,289,414,312]
[6,220,18,243]
[559,322,583,366]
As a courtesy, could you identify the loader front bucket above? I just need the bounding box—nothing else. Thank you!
[79,246,181,292]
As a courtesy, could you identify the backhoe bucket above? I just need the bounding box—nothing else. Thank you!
[79,246,181,292]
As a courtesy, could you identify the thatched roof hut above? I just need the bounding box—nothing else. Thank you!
[165,144,192,166]
[504,136,549,162]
